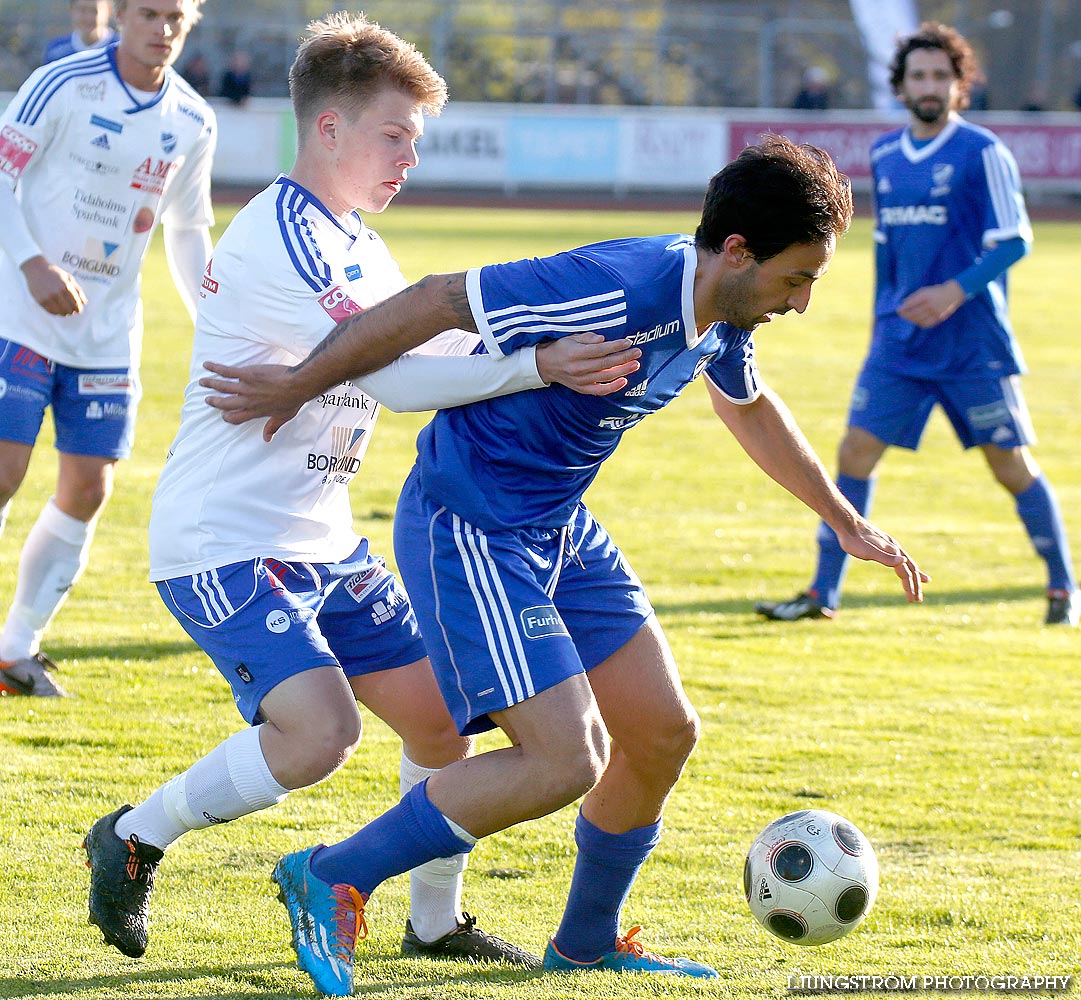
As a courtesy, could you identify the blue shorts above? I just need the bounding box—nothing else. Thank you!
[393,467,654,736]
[156,542,427,724]
[848,365,1036,451]
[0,338,140,458]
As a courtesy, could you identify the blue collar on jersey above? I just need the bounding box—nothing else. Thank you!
[106,42,172,115]
[273,174,365,240]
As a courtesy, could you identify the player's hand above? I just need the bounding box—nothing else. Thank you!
[897,280,965,329]
[21,256,88,316]
[536,332,641,395]
[838,520,930,604]
[200,361,303,441]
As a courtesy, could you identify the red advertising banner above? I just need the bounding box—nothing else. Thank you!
[729,116,1081,184]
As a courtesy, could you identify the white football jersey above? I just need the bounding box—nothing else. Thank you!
[0,44,215,368]
[148,175,543,579]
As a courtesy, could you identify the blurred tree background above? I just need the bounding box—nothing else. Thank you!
[3,0,1080,112]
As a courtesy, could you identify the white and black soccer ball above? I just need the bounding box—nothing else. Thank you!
[744,809,879,946]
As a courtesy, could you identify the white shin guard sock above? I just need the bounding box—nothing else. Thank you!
[400,751,469,941]
[116,726,289,850]
[0,498,94,661]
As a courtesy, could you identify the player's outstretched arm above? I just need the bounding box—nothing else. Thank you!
[536,332,642,394]
[201,271,472,433]
[708,381,928,603]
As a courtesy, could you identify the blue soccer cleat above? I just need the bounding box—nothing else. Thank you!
[272,846,368,997]
[543,925,719,978]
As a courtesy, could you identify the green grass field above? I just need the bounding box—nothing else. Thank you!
[1,203,1078,1000]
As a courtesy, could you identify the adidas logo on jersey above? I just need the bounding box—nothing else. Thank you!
[625,380,648,397]
[91,133,111,150]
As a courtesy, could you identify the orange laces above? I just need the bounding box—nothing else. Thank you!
[331,884,369,957]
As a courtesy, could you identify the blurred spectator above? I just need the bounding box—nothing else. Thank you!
[42,0,117,65]
[792,66,831,110]
[218,50,252,105]
[1073,82,1081,111]
[180,52,211,95]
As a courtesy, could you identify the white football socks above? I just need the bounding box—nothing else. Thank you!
[116,726,289,850]
[0,499,10,540]
[401,751,470,942]
[0,497,94,661]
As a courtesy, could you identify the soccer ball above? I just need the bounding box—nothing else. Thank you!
[743,809,879,946]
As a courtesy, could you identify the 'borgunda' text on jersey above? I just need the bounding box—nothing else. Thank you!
[148,176,543,579]
[415,234,761,530]
[0,44,215,368]
[869,116,1032,378]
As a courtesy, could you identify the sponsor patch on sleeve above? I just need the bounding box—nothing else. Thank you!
[0,125,38,180]
[318,285,364,323]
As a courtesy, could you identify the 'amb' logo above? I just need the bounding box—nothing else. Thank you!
[130,156,175,194]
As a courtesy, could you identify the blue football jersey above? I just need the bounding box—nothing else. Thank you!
[413,234,760,529]
[869,117,1032,378]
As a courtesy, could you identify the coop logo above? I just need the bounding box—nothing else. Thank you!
[307,426,366,474]
[161,131,177,153]
[879,204,947,226]
[61,239,122,279]
[78,372,132,394]
[318,284,364,323]
[130,156,175,194]
[201,260,218,295]
[519,605,569,640]
[0,125,38,180]
[78,80,106,101]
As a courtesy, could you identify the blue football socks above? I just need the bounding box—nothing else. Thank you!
[810,473,875,610]
[309,779,473,897]
[552,811,662,963]
[1015,475,1077,593]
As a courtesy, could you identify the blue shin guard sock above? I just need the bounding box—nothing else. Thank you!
[552,811,662,963]
[309,780,474,898]
[811,473,875,610]
[1015,475,1077,593]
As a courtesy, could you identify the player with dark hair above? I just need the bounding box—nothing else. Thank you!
[81,11,635,969]
[203,133,926,994]
[756,22,1078,627]
[0,0,212,697]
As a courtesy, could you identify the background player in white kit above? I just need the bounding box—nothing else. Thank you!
[82,12,640,970]
[0,0,213,697]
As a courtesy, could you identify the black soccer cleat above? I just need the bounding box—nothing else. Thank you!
[754,591,835,621]
[1045,589,1080,626]
[0,652,69,697]
[401,913,542,968]
[83,805,164,958]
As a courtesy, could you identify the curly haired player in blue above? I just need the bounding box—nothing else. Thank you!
[756,22,1078,627]
[202,134,927,994]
